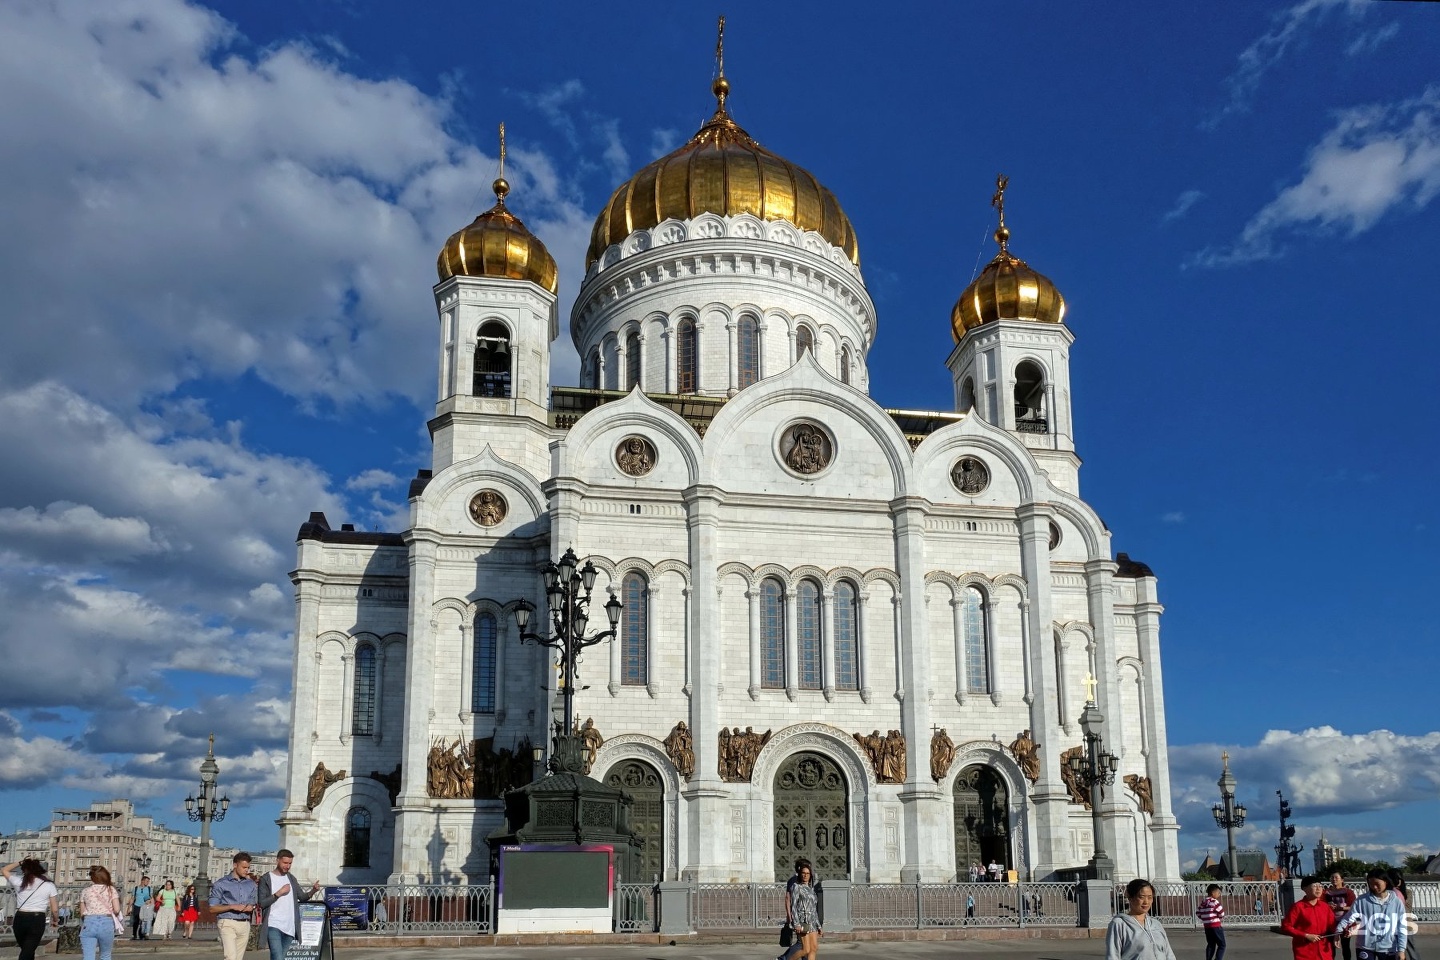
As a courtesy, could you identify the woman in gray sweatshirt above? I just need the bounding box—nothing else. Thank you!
[1107,879,1179,960]
[1339,869,1409,960]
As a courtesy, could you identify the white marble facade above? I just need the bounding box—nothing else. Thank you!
[278,197,1182,887]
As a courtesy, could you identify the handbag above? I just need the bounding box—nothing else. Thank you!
[779,921,794,947]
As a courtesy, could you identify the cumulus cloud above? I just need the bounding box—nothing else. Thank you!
[1191,86,1440,266]
[0,718,81,788]
[345,469,400,492]
[1204,0,1370,129]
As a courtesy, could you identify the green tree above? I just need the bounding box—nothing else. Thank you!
[1403,854,1430,874]
[1325,858,1371,878]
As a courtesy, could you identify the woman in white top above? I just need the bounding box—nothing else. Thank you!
[2,858,60,960]
[1107,878,1178,960]
[77,865,123,960]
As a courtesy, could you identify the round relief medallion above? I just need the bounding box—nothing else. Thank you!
[467,489,508,527]
[950,456,990,496]
[615,435,657,477]
[779,421,833,476]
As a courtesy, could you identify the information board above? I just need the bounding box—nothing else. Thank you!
[499,845,612,910]
[323,887,371,931]
[284,903,332,960]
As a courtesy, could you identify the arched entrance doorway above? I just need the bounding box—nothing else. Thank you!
[953,764,1011,876]
[772,752,849,881]
[606,759,664,881]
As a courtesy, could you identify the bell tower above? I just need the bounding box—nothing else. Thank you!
[430,124,559,471]
[947,176,1079,492]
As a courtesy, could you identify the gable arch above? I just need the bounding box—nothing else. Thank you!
[913,412,1042,504]
[555,387,705,486]
[1046,492,1108,560]
[750,721,877,795]
[414,444,547,530]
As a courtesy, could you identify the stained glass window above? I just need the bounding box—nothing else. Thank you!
[677,319,697,393]
[834,581,859,691]
[962,587,989,694]
[797,580,822,690]
[761,578,785,689]
[472,613,497,714]
[738,317,760,388]
[351,643,376,735]
[622,573,648,685]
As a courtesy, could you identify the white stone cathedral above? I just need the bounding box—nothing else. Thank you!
[278,64,1181,886]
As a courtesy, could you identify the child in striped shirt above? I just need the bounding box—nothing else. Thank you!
[1198,884,1226,960]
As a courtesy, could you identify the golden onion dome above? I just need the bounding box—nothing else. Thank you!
[951,175,1065,341]
[585,75,859,269]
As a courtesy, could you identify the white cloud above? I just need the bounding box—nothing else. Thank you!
[0,714,80,787]
[1204,0,1369,129]
[1162,190,1205,223]
[1161,511,1187,524]
[345,469,400,492]
[0,502,165,561]
[1345,22,1399,58]
[1191,86,1440,267]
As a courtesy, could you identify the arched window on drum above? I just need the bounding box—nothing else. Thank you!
[621,573,649,686]
[738,316,760,388]
[840,344,853,385]
[625,331,641,390]
[351,643,376,736]
[961,586,989,695]
[795,325,814,360]
[760,577,786,689]
[472,612,497,714]
[676,319,698,393]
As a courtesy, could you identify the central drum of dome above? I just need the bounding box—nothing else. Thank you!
[586,105,859,269]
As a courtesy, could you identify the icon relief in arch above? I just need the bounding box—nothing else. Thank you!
[467,489,508,527]
[780,421,833,475]
[616,435,657,477]
[950,456,990,496]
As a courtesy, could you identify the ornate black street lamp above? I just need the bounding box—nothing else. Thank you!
[512,547,622,774]
[1211,752,1247,880]
[184,735,230,900]
[1066,676,1119,880]
[131,852,152,887]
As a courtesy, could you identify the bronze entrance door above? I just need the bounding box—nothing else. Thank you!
[772,752,849,881]
[606,760,664,881]
[953,764,1010,875]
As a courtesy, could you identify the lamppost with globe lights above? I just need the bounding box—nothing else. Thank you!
[1212,751,1247,880]
[511,547,622,774]
[184,734,230,900]
[1065,676,1120,880]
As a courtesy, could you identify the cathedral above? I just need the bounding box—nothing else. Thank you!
[278,45,1181,885]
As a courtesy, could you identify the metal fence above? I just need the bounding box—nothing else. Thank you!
[691,882,788,929]
[613,882,657,933]
[366,884,494,935]
[1113,881,1282,927]
[851,882,1078,929]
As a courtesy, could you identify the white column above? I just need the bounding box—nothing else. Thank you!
[637,332,648,392]
[1019,596,1035,705]
[459,622,473,723]
[857,590,873,702]
[663,325,676,394]
[726,320,738,395]
[682,583,693,697]
[390,533,439,883]
[951,595,967,705]
[1055,634,1070,734]
[1134,575,1180,880]
[682,485,727,880]
[339,652,353,744]
[891,594,905,702]
[784,583,799,701]
[787,327,798,366]
[646,582,659,698]
[821,587,837,701]
[985,598,1002,705]
[280,575,322,823]
[746,586,761,700]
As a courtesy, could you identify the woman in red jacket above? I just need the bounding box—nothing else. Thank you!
[1282,876,1338,960]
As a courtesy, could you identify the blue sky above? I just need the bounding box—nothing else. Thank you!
[0,0,1436,871]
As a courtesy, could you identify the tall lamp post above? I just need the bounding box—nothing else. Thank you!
[184,734,230,900]
[1066,675,1119,880]
[1211,752,1247,880]
[512,547,622,774]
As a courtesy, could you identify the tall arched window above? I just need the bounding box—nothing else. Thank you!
[621,573,648,686]
[473,321,511,398]
[840,345,852,385]
[343,807,371,868]
[960,377,977,413]
[625,331,641,390]
[1014,359,1047,432]
[676,319,698,393]
[796,325,814,359]
[472,612,497,714]
[738,317,760,388]
[961,587,989,694]
[834,581,859,691]
[760,578,786,689]
[589,347,602,389]
[351,643,376,735]
[796,580,822,690]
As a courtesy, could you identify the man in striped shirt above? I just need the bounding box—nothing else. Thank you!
[1197,884,1227,960]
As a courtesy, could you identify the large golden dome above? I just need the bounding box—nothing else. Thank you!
[951,176,1065,341]
[586,79,859,269]
[436,176,559,294]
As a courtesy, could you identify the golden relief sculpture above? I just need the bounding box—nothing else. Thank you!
[1059,745,1092,808]
[854,729,907,784]
[929,728,956,782]
[1124,774,1154,816]
[718,726,771,782]
[467,489,507,527]
[576,718,604,775]
[1007,729,1041,783]
[306,761,346,810]
[425,735,534,799]
[615,436,656,477]
[664,720,696,780]
[781,422,832,475]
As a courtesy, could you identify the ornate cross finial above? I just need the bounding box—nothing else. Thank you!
[991,173,1011,253]
[1222,749,1230,770]
[1082,672,1098,704]
[712,15,731,113]
[493,121,510,203]
[207,733,215,756]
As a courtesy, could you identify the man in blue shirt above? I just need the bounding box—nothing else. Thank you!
[128,876,152,940]
[207,852,257,960]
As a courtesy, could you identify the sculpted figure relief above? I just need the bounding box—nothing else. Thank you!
[782,422,831,475]
[718,726,771,782]
[1058,745,1092,808]
[306,761,346,810]
[951,456,990,495]
[1124,773,1154,816]
[930,728,956,782]
[854,729,907,784]
[577,718,605,775]
[616,436,656,477]
[426,735,533,799]
[1007,729,1041,783]
[664,720,696,779]
[468,489,507,527]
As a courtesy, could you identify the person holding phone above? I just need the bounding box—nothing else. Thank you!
[258,849,322,960]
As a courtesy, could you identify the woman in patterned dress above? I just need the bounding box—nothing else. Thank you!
[778,859,822,960]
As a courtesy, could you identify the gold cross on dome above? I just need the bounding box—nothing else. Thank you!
[1222,749,1230,769]
[991,173,1008,223]
[498,122,506,178]
[1082,672,1098,703]
[716,15,726,75]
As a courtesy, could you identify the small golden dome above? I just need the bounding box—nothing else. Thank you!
[586,99,859,269]
[950,177,1064,341]
[436,195,558,293]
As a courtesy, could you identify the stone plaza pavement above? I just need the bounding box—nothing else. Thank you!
[78,928,1308,960]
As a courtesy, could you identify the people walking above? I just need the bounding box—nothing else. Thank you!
[1106,878,1178,960]
[777,858,822,960]
[178,884,201,939]
[1282,876,1338,960]
[1337,869,1408,960]
[77,865,123,960]
[259,849,322,960]
[152,880,179,939]
[1326,873,1358,960]
[1197,883,1226,960]
[126,875,152,940]
[207,852,259,960]
[2,857,60,960]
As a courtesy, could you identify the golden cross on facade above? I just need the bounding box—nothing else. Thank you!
[1082,672,1098,703]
